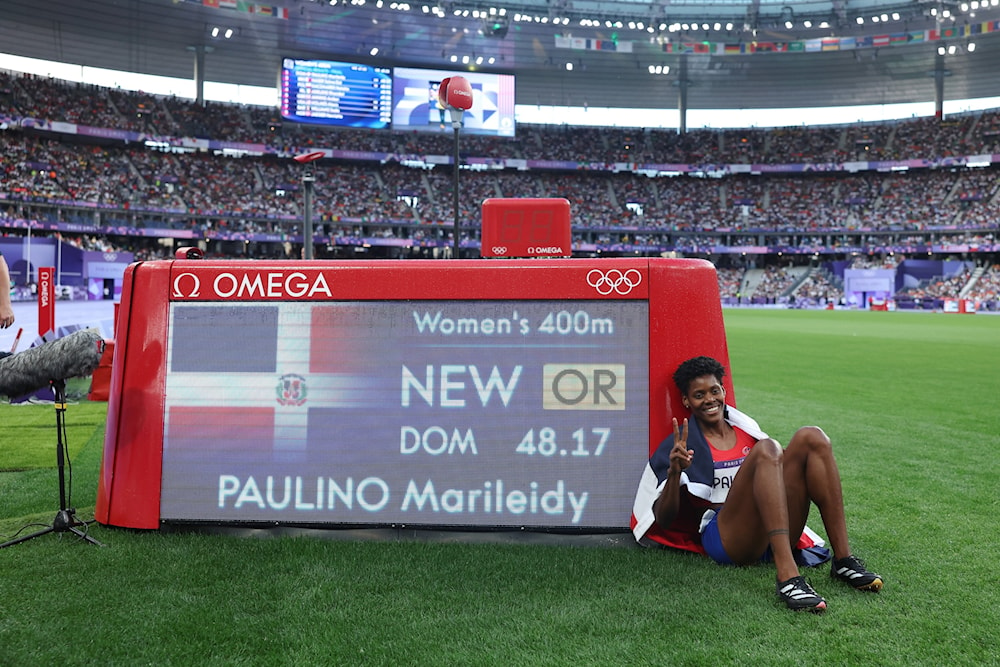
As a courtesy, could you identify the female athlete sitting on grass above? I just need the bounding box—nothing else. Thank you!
[631,356,882,613]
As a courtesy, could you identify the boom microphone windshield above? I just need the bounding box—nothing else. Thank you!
[0,329,105,398]
[437,76,473,126]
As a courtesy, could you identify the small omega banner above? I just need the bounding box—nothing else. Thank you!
[38,267,55,339]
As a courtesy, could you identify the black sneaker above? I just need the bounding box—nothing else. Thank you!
[776,576,827,613]
[831,555,883,592]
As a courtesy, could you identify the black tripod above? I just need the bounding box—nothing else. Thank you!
[1,379,104,548]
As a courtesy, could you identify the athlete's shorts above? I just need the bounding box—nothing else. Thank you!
[699,508,771,565]
[699,509,733,564]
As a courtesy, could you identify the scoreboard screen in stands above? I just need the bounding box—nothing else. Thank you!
[280,58,392,129]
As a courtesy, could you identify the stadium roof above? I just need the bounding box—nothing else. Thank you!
[2,0,1000,116]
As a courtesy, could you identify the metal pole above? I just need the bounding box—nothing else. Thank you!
[25,224,31,287]
[933,50,946,120]
[302,170,315,260]
[677,53,689,135]
[453,125,460,259]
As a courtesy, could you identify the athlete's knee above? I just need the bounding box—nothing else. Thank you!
[751,437,784,463]
[794,426,831,452]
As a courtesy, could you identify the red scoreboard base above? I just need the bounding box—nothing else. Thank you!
[96,258,733,533]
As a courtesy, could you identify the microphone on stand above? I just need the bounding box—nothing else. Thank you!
[0,327,108,548]
[0,329,105,398]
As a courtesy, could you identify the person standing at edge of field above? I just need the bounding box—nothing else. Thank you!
[631,355,882,613]
[0,252,14,330]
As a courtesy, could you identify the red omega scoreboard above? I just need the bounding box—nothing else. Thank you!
[95,258,735,533]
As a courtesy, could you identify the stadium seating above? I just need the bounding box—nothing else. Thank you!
[1,69,997,308]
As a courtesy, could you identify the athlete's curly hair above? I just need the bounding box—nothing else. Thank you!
[672,356,726,395]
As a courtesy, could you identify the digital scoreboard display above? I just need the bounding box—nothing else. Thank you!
[96,258,733,535]
[391,67,515,137]
[280,58,392,128]
[481,198,572,258]
[160,300,647,528]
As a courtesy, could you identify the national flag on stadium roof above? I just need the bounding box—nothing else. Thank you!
[839,37,856,49]
[821,38,839,51]
[907,31,925,43]
[787,41,804,52]
[253,4,288,18]
[723,43,743,54]
[672,42,707,53]
[872,35,890,47]
[804,39,822,52]
[890,33,908,45]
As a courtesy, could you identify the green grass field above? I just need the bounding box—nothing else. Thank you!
[1,309,997,666]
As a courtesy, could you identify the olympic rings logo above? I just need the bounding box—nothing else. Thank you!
[587,268,643,295]
[491,246,508,255]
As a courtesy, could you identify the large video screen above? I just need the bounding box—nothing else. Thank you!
[280,58,392,128]
[159,299,647,528]
[391,67,515,137]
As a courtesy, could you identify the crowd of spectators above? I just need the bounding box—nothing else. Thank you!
[749,265,803,299]
[792,268,842,307]
[3,126,997,240]
[3,69,1000,308]
[968,264,1000,302]
[897,267,973,300]
[7,69,1000,167]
